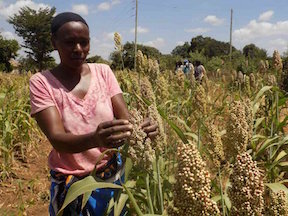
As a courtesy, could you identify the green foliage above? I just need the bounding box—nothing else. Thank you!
[242,43,267,60]
[110,42,162,70]
[158,54,181,71]
[171,42,191,58]
[280,59,288,92]
[8,6,56,71]
[190,35,236,58]
[206,56,223,72]
[0,35,20,72]
[18,56,56,73]
[0,74,41,179]
[189,50,207,65]
[86,55,110,65]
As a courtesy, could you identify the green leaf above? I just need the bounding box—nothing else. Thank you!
[252,134,266,142]
[143,214,163,216]
[265,182,288,194]
[0,93,5,99]
[277,115,288,132]
[279,162,288,167]
[124,158,133,183]
[175,116,191,132]
[224,195,231,210]
[255,136,279,158]
[57,176,122,215]
[253,86,272,105]
[122,183,144,216]
[273,150,287,163]
[157,108,188,144]
[114,193,128,216]
[254,117,265,130]
[211,194,231,210]
[253,102,260,117]
[184,132,198,142]
[81,191,92,210]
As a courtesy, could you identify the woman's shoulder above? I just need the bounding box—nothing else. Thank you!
[29,70,51,82]
[88,63,111,72]
[88,63,114,78]
[29,70,54,89]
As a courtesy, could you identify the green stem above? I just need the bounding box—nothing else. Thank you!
[146,173,154,214]
[219,168,225,216]
[156,157,164,213]
[197,121,201,150]
[122,184,144,216]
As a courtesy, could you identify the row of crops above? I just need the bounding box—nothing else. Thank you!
[1,50,288,215]
[0,73,42,180]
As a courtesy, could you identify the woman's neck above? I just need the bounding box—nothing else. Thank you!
[55,63,87,80]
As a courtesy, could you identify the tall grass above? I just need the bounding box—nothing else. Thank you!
[0,73,41,180]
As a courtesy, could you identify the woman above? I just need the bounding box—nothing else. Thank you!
[29,12,158,215]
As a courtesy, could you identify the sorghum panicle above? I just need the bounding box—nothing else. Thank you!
[136,50,145,74]
[223,100,251,160]
[155,74,169,103]
[259,60,268,73]
[228,152,264,216]
[193,84,207,119]
[168,141,220,216]
[267,74,277,86]
[147,104,167,153]
[244,75,251,94]
[272,50,283,72]
[205,124,225,169]
[114,32,122,52]
[140,76,156,106]
[249,73,256,89]
[266,190,288,216]
[128,108,155,171]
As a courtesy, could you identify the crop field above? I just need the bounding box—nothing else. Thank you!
[0,51,288,215]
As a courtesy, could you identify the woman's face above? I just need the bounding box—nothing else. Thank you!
[52,21,90,68]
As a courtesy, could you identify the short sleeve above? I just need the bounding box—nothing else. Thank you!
[29,73,55,116]
[99,64,122,97]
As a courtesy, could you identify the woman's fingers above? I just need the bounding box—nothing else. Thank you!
[99,124,133,136]
[141,118,159,139]
[96,119,133,148]
[99,119,130,129]
[140,118,150,128]
[106,131,131,143]
[142,123,158,134]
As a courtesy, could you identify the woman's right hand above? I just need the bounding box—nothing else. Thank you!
[94,119,133,148]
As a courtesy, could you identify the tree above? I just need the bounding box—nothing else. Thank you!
[8,6,56,71]
[190,35,236,58]
[242,44,267,59]
[110,42,162,70]
[171,42,191,58]
[0,35,20,72]
[86,55,110,64]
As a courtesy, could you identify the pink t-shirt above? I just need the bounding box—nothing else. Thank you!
[29,63,122,176]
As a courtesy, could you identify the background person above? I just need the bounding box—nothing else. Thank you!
[194,60,206,82]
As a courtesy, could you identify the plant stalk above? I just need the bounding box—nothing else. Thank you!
[156,157,164,213]
[146,173,154,214]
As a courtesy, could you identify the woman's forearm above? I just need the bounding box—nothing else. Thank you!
[48,131,97,153]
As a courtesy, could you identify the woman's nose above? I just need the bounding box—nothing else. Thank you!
[73,43,82,51]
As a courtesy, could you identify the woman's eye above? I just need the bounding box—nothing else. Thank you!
[65,41,75,45]
[80,40,89,46]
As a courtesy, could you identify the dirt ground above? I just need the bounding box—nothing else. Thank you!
[0,141,51,215]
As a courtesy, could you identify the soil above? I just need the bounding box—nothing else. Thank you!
[0,140,51,215]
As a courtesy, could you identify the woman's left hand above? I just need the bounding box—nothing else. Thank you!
[140,118,159,139]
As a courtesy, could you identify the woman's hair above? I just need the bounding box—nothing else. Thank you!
[51,12,89,35]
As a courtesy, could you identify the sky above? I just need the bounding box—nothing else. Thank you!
[1,0,288,62]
